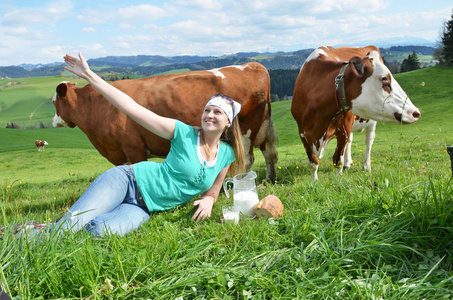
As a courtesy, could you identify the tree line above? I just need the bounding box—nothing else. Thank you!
[269,69,299,101]
[389,46,434,55]
[435,9,453,66]
[400,52,421,72]
[398,10,453,71]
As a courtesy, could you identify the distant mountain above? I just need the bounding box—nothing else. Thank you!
[87,54,216,67]
[18,62,63,70]
[0,45,436,78]
[359,37,436,49]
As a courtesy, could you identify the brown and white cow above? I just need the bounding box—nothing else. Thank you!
[35,140,48,151]
[291,46,420,180]
[52,62,278,182]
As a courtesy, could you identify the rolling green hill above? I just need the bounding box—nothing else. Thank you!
[0,76,87,127]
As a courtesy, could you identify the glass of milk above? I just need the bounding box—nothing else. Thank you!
[222,205,239,224]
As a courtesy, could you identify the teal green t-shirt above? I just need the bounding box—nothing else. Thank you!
[133,120,235,212]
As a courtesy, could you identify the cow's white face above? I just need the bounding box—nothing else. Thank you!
[52,92,69,127]
[350,51,420,124]
[52,113,69,127]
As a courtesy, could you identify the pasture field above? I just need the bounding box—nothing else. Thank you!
[0,76,87,127]
[1,66,453,299]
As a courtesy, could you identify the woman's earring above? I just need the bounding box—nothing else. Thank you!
[226,124,231,128]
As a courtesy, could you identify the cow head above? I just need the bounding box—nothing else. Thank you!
[52,81,77,128]
[347,51,420,124]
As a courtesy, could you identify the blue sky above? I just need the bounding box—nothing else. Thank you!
[0,0,452,66]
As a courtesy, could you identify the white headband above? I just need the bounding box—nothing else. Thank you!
[204,95,241,124]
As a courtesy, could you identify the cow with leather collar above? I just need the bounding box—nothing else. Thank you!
[291,46,420,180]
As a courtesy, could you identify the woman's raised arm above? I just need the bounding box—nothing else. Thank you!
[64,52,175,140]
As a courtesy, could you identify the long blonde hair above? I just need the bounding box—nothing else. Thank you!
[220,116,246,176]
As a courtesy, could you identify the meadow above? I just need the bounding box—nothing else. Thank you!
[1,66,453,299]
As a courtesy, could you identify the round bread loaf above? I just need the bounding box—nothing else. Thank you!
[253,195,283,219]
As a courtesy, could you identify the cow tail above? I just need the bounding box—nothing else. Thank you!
[266,76,278,146]
[262,74,279,183]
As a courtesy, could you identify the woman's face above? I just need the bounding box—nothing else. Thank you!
[201,105,230,132]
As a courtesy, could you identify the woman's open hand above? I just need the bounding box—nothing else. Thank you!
[192,196,215,222]
[64,52,91,79]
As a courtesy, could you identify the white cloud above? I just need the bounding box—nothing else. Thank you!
[118,4,168,21]
[82,27,97,33]
[6,27,50,40]
[78,43,107,57]
[143,23,158,30]
[10,27,29,35]
[40,45,65,61]
[115,35,154,43]
[119,23,136,30]
[173,0,223,10]
[76,9,109,25]
[1,1,73,26]
[303,0,390,14]
[114,42,131,49]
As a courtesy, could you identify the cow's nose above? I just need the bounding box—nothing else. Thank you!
[412,110,421,121]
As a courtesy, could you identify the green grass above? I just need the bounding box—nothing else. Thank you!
[0,76,87,127]
[1,66,453,299]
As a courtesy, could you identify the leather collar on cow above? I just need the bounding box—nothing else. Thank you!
[335,61,350,113]
[331,61,351,136]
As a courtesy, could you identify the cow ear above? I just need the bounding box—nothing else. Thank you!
[361,57,375,78]
[56,82,68,98]
[349,56,363,76]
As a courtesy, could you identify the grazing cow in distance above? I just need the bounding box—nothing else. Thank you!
[52,62,278,182]
[291,45,421,180]
[35,140,48,151]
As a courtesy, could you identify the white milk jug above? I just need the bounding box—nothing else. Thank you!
[223,171,259,215]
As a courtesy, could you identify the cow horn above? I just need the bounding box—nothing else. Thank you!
[366,50,380,62]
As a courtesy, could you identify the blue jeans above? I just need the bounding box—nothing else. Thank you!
[55,165,150,236]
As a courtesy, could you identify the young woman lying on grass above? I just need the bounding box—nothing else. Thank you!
[7,52,246,237]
